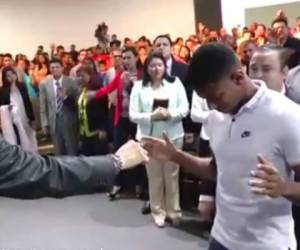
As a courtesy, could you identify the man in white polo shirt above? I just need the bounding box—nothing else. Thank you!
[249,44,300,250]
[142,43,300,250]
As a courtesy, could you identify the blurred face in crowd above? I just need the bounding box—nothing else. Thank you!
[95,47,103,55]
[3,56,13,67]
[220,27,227,37]
[5,69,17,84]
[139,47,147,57]
[224,35,237,50]
[122,50,137,71]
[297,18,300,28]
[125,39,134,48]
[98,62,106,73]
[37,54,46,64]
[210,31,218,39]
[0,55,4,68]
[176,38,184,46]
[50,62,63,79]
[179,46,190,62]
[249,22,257,33]
[17,59,26,71]
[61,54,72,65]
[243,32,252,40]
[147,57,166,82]
[70,45,76,51]
[111,50,122,68]
[204,27,210,36]
[172,44,181,56]
[231,28,238,38]
[154,37,172,60]
[78,50,87,63]
[84,59,97,73]
[57,47,65,56]
[242,42,257,64]
[77,70,90,85]
[256,25,266,37]
[249,50,287,92]
[87,50,93,58]
[185,40,194,51]
[29,61,35,71]
[272,21,289,40]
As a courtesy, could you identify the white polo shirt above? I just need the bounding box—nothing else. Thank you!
[207,81,299,250]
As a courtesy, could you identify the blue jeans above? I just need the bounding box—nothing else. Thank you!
[208,238,228,250]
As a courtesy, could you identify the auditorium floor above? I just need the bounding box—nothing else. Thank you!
[0,194,209,250]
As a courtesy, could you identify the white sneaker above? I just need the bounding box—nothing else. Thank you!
[155,220,165,228]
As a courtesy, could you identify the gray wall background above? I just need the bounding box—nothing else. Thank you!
[245,1,300,27]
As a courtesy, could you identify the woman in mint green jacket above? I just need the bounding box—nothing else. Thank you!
[129,52,189,227]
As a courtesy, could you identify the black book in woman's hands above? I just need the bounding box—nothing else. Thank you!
[152,99,169,111]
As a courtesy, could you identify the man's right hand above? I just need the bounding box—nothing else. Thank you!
[115,140,149,170]
[151,108,170,121]
[141,132,177,161]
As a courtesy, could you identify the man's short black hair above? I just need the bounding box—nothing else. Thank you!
[49,58,63,66]
[153,34,173,46]
[187,42,240,92]
[272,16,288,27]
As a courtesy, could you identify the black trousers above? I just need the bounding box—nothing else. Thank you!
[80,135,108,156]
[293,205,300,250]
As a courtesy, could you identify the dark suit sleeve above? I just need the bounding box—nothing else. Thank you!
[87,98,108,131]
[63,77,79,108]
[0,137,119,198]
[19,82,35,121]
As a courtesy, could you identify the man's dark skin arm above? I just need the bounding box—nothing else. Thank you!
[172,150,216,181]
[142,134,216,181]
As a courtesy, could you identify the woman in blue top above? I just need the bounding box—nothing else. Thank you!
[129,52,189,227]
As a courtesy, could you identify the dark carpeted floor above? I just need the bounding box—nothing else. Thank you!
[0,193,209,250]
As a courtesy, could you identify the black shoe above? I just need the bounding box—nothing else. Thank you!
[141,201,151,215]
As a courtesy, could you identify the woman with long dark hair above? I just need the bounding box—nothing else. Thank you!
[129,52,189,227]
[87,47,143,199]
[0,67,38,152]
[77,65,109,156]
[17,59,38,98]
[33,52,49,86]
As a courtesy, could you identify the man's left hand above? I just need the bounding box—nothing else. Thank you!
[249,154,287,198]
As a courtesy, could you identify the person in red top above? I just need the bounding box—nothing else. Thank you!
[88,47,143,199]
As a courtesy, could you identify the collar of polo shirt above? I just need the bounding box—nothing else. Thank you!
[233,80,267,118]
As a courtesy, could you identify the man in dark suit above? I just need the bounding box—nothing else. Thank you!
[0,137,148,199]
[271,17,300,69]
[153,35,190,99]
[40,59,79,155]
[153,34,199,133]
